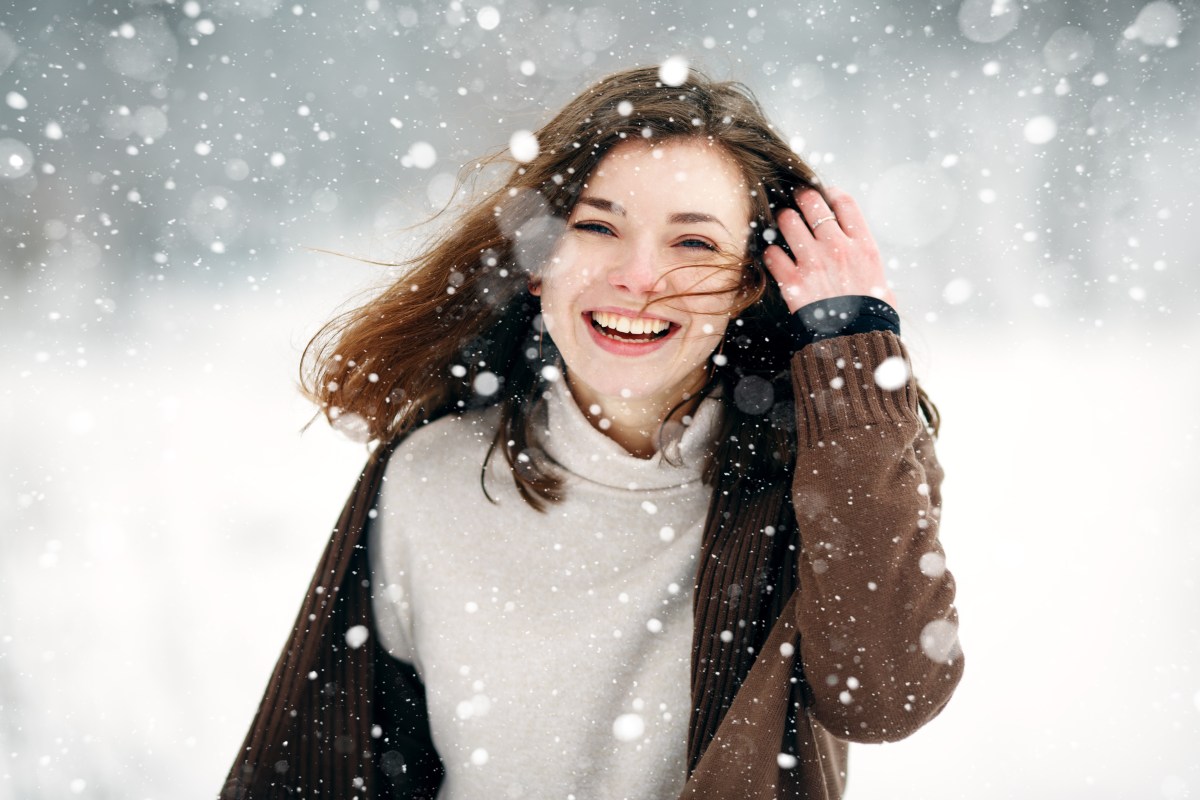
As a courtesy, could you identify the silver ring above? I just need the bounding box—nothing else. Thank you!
[810,215,837,230]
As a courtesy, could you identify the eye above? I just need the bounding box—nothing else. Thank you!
[574,221,615,236]
[678,237,718,251]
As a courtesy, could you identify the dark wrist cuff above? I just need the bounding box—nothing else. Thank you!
[788,295,901,350]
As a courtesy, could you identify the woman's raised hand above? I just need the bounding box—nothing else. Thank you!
[762,186,897,314]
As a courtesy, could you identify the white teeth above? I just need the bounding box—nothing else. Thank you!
[591,311,670,335]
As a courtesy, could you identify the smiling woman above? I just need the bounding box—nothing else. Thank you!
[223,64,963,800]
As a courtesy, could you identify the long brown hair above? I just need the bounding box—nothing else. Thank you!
[301,64,939,509]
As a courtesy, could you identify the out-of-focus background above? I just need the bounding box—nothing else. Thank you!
[2,0,1198,797]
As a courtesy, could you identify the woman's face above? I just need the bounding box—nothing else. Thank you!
[534,138,751,413]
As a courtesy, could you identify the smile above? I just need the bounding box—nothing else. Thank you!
[582,310,679,355]
[590,310,672,338]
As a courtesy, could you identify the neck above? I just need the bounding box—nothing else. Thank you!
[564,373,708,459]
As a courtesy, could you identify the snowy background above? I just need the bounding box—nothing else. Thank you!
[2,0,1199,798]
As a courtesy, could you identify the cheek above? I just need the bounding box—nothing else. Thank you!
[667,255,745,293]
[540,239,596,293]
[536,278,586,337]
[678,315,730,361]
[676,281,740,321]
[538,276,584,314]
[538,290,573,334]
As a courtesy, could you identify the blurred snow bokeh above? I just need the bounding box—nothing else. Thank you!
[2,0,1198,797]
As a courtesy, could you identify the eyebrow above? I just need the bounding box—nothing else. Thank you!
[577,196,626,216]
[576,196,731,234]
[668,211,730,234]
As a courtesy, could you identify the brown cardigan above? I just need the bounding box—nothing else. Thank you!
[221,330,962,799]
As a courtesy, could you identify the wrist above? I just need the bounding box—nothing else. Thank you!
[787,295,900,350]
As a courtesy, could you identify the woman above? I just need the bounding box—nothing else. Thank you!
[222,65,963,799]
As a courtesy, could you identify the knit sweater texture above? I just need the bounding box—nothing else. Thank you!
[370,377,723,799]
[222,319,963,800]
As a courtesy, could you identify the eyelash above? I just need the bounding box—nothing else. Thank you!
[573,222,614,236]
[573,222,718,251]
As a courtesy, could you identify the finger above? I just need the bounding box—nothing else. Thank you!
[762,245,807,307]
[762,243,794,281]
[774,206,814,254]
[823,187,870,239]
[796,187,842,236]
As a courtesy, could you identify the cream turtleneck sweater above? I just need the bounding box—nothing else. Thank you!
[369,377,722,800]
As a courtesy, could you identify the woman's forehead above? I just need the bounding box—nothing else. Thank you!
[580,139,751,222]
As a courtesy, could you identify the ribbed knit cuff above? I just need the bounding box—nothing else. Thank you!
[787,295,900,351]
[791,330,919,447]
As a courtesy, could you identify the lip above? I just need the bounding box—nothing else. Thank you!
[585,306,679,325]
[580,310,679,357]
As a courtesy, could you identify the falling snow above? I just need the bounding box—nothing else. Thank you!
[612,713,646,742]
[873,356,909,391]
[658,56,689,87]
[1,0,1197,798]
[508,130,540,163]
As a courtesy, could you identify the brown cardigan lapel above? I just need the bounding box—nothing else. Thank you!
[687,469,797,769]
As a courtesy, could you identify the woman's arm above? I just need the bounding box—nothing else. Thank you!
[761,186,963,742]
[789,328,961,743]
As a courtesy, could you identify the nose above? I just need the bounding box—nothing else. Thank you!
[606,240,663,296]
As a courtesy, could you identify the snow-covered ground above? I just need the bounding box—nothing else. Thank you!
[2,268,1197,798]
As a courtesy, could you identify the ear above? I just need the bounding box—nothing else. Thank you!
[528,278,542,296]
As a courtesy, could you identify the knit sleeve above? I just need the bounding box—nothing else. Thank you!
[788,330,963,743]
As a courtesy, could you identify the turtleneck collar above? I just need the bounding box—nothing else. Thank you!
[536,375,723,492]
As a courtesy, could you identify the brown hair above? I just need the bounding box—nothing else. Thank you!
[301,64,939,509]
